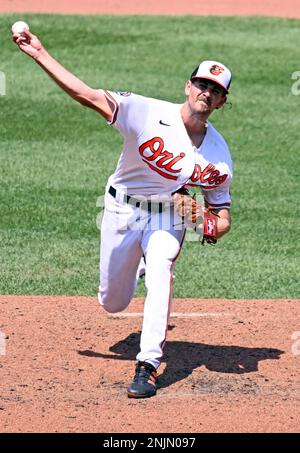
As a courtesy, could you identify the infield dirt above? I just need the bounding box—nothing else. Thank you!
[0,296,300,432]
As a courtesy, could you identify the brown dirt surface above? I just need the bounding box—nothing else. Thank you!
[0,296,300,432]
[0,0,300,18]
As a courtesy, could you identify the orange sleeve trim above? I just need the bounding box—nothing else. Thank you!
[103,90,119,125]
[205,201,231,208]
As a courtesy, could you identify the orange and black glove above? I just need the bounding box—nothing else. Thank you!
[172,188,219,244]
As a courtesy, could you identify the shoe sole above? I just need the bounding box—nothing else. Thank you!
[127,390,156,399]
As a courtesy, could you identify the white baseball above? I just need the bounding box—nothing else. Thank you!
[11,21,30,35]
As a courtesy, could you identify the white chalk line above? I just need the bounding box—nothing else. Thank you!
[0,330,6,356]
[108,312,231,319]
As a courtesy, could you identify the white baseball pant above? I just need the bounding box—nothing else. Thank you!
[98,187,185,369]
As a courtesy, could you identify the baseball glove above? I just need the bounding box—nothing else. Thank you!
[172,187,219,244]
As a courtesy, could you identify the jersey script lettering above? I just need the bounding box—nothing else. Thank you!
[139,137,185,181]
[191,163,228,186]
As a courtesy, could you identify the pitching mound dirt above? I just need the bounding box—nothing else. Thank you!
[0,296,299,432]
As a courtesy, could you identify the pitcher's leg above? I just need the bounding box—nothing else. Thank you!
[98,203,143,313]
[136,226,185,368]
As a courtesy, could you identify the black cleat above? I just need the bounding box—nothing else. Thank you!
[127,361,158,398]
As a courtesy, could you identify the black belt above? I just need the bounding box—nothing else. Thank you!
[108,185,164,212]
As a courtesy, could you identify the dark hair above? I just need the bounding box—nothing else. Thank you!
[190,67,198,80]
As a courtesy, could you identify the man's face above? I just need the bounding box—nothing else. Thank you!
[185,78,227,115]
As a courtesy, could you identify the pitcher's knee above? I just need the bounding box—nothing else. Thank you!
[97,291,130,313]
[144,259,173,288]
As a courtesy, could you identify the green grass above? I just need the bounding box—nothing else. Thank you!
[0,14,299,298]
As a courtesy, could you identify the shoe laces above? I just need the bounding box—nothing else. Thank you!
[134,362,156,382]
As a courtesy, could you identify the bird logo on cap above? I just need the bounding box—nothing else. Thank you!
[210,65,224,76]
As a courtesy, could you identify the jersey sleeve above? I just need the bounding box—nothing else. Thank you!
[101,90,148,137]
[202,173,232,209]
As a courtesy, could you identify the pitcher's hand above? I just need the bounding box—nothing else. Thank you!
[13,29,43,60]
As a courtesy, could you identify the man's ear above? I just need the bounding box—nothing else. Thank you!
[185,80,192,96]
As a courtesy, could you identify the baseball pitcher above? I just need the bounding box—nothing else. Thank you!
[13,29,232,398]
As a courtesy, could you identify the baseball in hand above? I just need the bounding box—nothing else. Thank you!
[11,21,30,35]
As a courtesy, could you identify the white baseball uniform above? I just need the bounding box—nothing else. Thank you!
[98,91,232,369]
[185,121,232,209]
